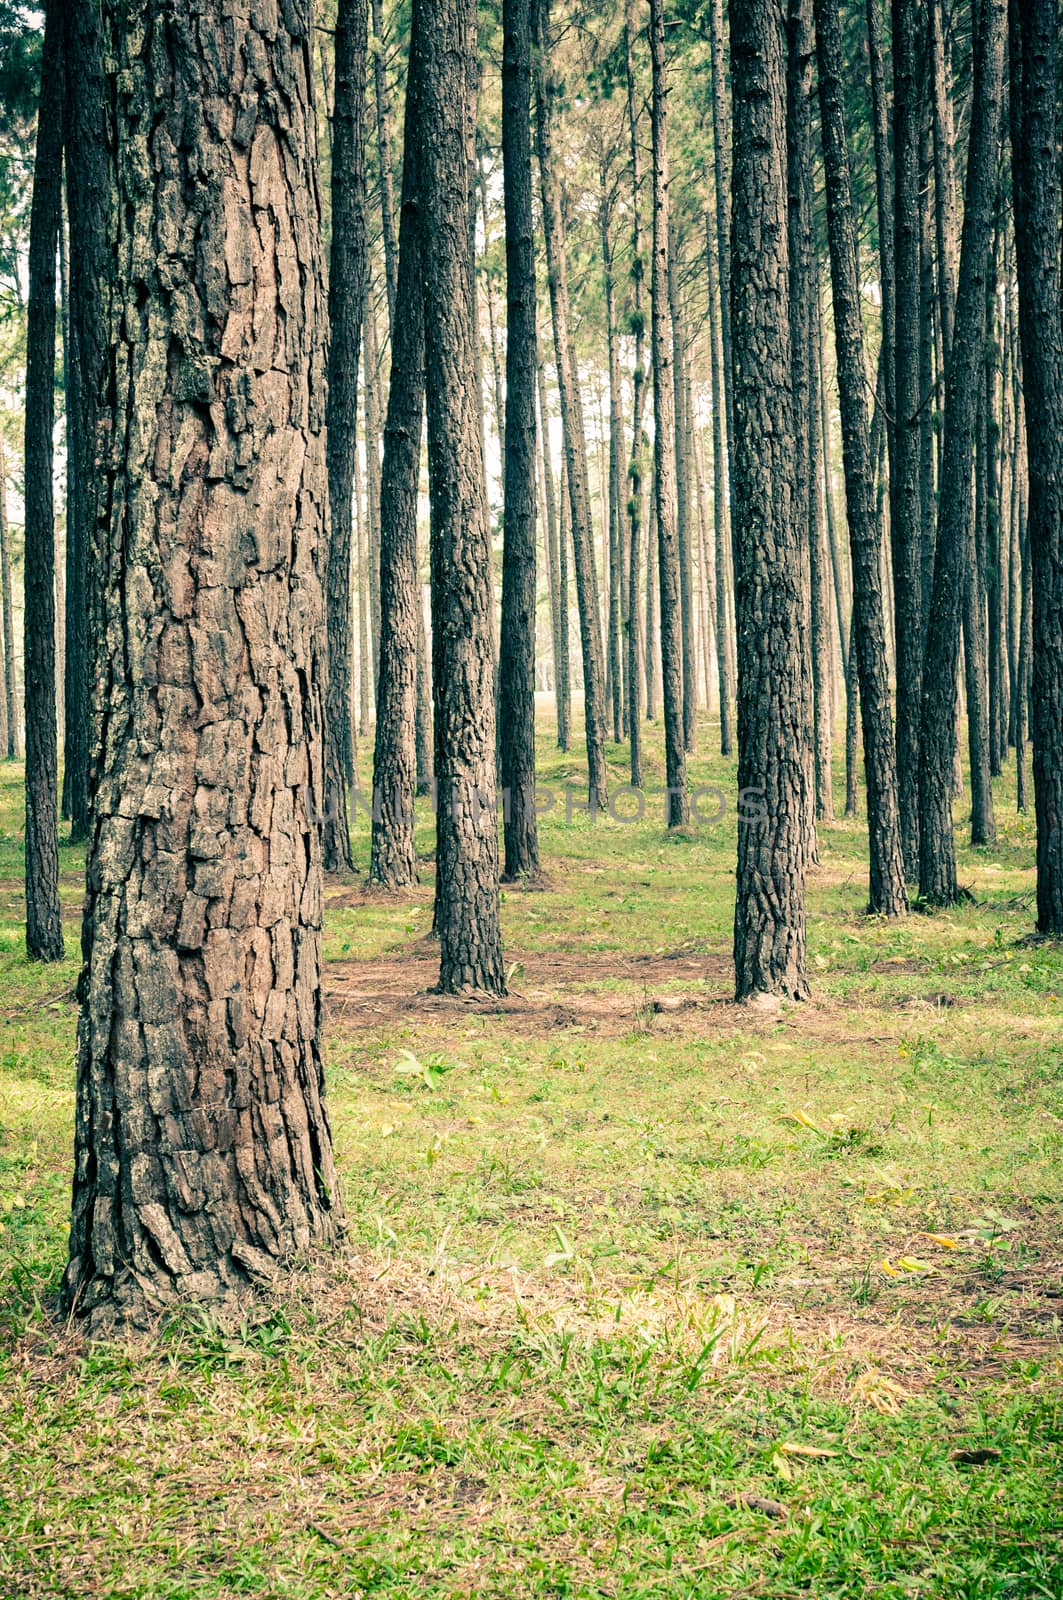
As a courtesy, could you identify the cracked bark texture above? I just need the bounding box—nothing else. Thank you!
[814,0,908,916]
[649,0,689,828]
[1010,0,1063,934]
[61,0,341,1332]
[323,0,368,874]
[730,0,812,1001]
[370,4,424,891]
[419,0,506,995]
[919,0,1006,906]
[24,0,64,964]
[499,0,540,883]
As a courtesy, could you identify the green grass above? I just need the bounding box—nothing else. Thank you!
[0,710,1061,1598]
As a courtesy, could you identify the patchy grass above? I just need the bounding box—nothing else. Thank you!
[0,714,1060,1599]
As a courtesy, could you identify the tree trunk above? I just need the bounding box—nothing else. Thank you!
[600,172,624,747]
[421,0,506,993]
[498,0,540,883]
[624,0,647,787]
[929,0,958,359]
[370,0,398,327]
[919,0,1007,906]
[364,298,383,681]
[668,231,696,754]
[533,0,608,813]
[1010,0,1063,934]
[705,209,734,757]
[890,0,925,877]
[0,432,16,760]
[24,0,65,965]
[62,0,342,1331]
[537,353,569,750]
[815,0,908,915]
[965,301,996,847]
[323,0,368,875]
[708,0,735,522]
[356,440,372,740]
[371,13,425,890]
[803,186,833,817]
[730,0,811,1000]
[645,472,658,720]
[1016,506,1031,813]
[649,0,689,828]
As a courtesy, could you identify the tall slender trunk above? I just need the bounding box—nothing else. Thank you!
[1010,0,1063,933]
[624,0,647,787]
[364,298,383,681]
[498,0,540,882]
[421,0,506,993]
[929,0,958,359]
[649,0,688,827]
[645,473,658,720]
[600,170,625,746]
[890,0,925,876]
[919,0,1007,905]
[323,0,368,874]
[371,0,398,323]
[808,264,834,821]
[356,438,371,741]
[668,231,696,753]
[708,0,735,520]
[704,210,734,756]
[24,0,65,963]
[537,353,568,750]
[814,0,908,915]
[730,0,811,1000]
[370,15,425,890]
[63,0,342,1329]
[533,0,608,811]
[0,433,16,760]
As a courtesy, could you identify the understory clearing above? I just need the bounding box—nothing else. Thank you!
[0,711,1060,1599]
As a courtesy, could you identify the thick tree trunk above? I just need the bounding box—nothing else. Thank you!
[624,0,647,787]
[919,0,1007,906]
[890,0,925,876]
[323,0,368,875]
[498,0,540,883]
[421,0,506,993]
[814,0,909,916]
[62,0,342,1331]
[649,0,689,827]
[533,0,608,812]
[730,0,811,1000]
[371,15,425,890]
[1010,0,1063,934]
[24,0,65,965]
[0,433,16,760]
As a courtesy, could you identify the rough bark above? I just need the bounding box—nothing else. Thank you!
[705,208,734,757]
[371,13,424,890]
[648,0,688,827]
[537,353,569,750]
[1009,0,1063,933]
[498,0,540,882]
[370,0,398,325]
[533,0,608,812]
[24,0,64,965]
[624,0,647,787]
[814,0,909,915]
[708,0,735,519]
[890,0,925,876]
[364,298,383,679]
[62,0,342,1331]
[730,0,811,1000]
[668,232,696,753]
[323,0,368,875]
[420,0,506,994]
[919,0,1007,906]
[929,0,958,359]
[600,170,625,747]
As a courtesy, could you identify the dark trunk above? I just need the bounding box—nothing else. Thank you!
[323,0,368,874]
[730,0,812,999]
[919,0,1007,905]
[371,0,399,324]
[62,0,341,1331]
[814,0,909,915]
[1009,0,1063,933]
[421,0,506,992]
[649,0,689,828]
[24,0,65,964]
[498,0,540,882]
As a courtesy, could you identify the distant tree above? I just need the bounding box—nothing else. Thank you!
[64,0,343,1329]
[23,0,63,963]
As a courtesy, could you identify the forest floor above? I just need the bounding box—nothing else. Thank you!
[0,709,1061,1599]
